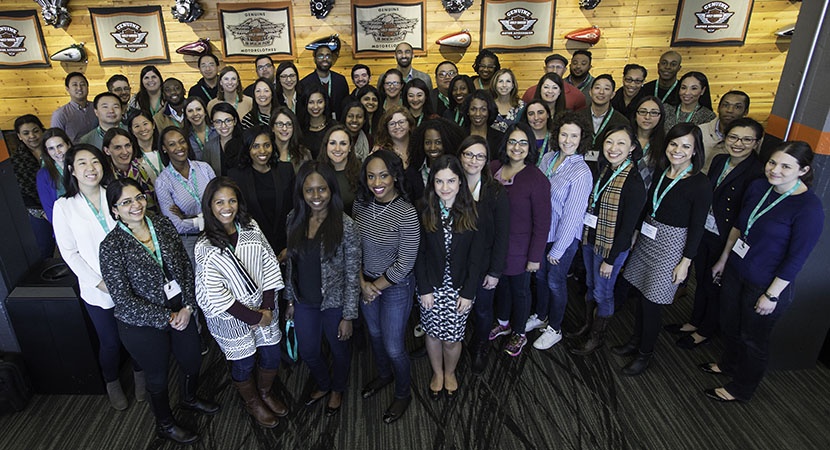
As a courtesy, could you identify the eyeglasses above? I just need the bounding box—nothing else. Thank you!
[256,63,274,71]
[273,121,293,129]
[115,194,147,208]
[507,139,529,148]
[437,71,458,79]
[279,73,297,80]
[636,109,661,117]
[624,77,644,85]
[213,118,235,127]
[478,64,496,70]
[315,54,332,61]
[387,119,408,129]
[384,81,401,87]
[462,151,487,162]
[725,134,758,145]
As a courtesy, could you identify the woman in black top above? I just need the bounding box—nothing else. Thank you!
[298,84,333,159]
[100,178,218,445]
[205,102,244,175]
[666,118,765,348]
[11,114,55,258]
[462,90,505,160]
[227,126,295,257]
[241,77,277,129]
[612,123,712,375]
[317,125,361,216]
[444,75,474,127]
[408,118,466,203]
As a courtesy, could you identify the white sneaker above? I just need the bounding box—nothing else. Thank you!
[533,326,562,350]
[525,314,548,333]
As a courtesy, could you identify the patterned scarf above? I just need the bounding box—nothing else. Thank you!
[584,163,632,258]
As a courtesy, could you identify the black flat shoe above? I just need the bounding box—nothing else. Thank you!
[677,334,709,350]
[611,340,640,357]
[382,396,411,424]
[325,393,342,416]
[428,386,441,401]
[704,388,739,403]
[698,362,727,376]
[361,377,393,399]
[304,390,330,406]
[445,388,457,401]
[663,323,692,335]
[621,352,652,376]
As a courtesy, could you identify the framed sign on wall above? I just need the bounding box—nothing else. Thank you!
[352,0,426,58]
[480,0,555,52]
[0,10,50,69]
[89,6,170,65]
[672,0,755,46]
[217,2,295,61]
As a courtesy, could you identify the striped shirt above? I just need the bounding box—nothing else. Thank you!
[353,196,420,284]
[154,160,216,234]
[539,152,593,259]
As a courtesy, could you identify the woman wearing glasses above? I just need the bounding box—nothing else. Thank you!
[270,106,311,173]
[665,118,765,349]
[488,122,551,357]
[100,178,218,444]
[471,50,500,91]
[204,102,244,176]
[630,96,667,190]
[275,62,299,112]
[610,64,648,119]
[373,106,422,200]
[431,61,458,118]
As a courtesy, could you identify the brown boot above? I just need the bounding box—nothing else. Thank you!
[565,300,596,339]
[256,367,289,417]
[233,378,278,428]
[570,316,610,356]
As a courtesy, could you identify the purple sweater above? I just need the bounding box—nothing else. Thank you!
[491,161,552,276]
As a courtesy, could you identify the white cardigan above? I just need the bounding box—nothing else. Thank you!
[53,187,117,309]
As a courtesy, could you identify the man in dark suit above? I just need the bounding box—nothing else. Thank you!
[299,46,349,120]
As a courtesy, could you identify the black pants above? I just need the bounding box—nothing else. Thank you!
[718,266,791,401]
[690,233,723,337]
[631,288,662,354]
[117,319,202,395]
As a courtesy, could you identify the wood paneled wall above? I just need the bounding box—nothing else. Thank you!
[0,0,799,129]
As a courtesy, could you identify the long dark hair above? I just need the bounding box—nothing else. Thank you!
[402,78,435,118]
[629,95,666,162]
[217,66,244,103]
[105,177,144,220]
[286,161,344,259]
[521,99,553,134]
[463,90,498,127]
[158,126,197,165]
[409,117,465,170]
[103,128,141,163]
[317,124,360,193]
[678,71,713,110]
[355,85,381,135]
[771,141,814,187]
[377,68,404,106]
[274,61,299,103]
[421,154,477,233]
[136,65,163,116]
[210,101,243,140]
[127,109,160,151]
[457,134,495,186]
[270,106,307,163]
[238,125,276,169]
[42,128,71,188]
[499,122,539,166]
[297,84,331,129]
[200,177,253,251]
[357,149,409,203]
[598,124,642,167]
[448,75,474,111]
[656,123,705,175]
[339,99,367,139]
[63,144,113,198]
[181,96,208,146]
[248,77,277,127]
[13,114,44,153]
[532,73,566,116]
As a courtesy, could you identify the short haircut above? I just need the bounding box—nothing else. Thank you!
[592,74,616,91]
[623,64,648,80]
[106,74,129,91]
[93,91,121,109]
[65,72,87,87]
[435,60,458,77]
[351,64,371,78]
[573,50,592,61]
[719,90,751,112]
[198,53,219,67]
[163,77,184,89]
[254,54,273,66]
[545,54,568,65]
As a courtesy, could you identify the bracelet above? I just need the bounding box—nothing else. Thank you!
[763,292,779,302]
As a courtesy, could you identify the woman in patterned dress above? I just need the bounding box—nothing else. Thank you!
[416,155,484,399]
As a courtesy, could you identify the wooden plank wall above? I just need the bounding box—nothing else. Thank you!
[0,0,800,129]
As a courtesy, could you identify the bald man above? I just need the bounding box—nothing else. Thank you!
[642,51,682,107]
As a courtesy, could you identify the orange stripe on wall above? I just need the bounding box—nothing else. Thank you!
[0,132,9,163]
[767,114,830,156]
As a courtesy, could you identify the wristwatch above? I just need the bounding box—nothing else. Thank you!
[763,292,778,303]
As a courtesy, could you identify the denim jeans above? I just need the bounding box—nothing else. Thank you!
[30,214,55,260]
[535,239,580,330]
[360,274,414,399]
[293,302,351,392]
[84,303,140,382]
[496,272,532,335]
[583,246,629,318]
[230,344,280,382]
[473,282,497,344]
[718,265,792,401]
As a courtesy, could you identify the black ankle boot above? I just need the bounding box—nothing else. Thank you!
[472,341,489,375]
[180,374,220,415]
[148,390,199,444]
[621,352,653,376]
[611,338,640,356]
[565,300,596,339]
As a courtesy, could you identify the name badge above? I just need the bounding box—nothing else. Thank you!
[641,222,658,240]
[704,213,719,235]
[732,239,750,258]
[584,150,599,162]
[164,280,182,300]
[584,213,598,228]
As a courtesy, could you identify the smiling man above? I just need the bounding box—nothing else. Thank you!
[565,50,595,99]
[243,55,276,98]
[522,54,587,111]
[107,74,141,125]
[394,42,432,91]
[153,78,187,130]
[350,64,371,96]
[642,51,682,107]
[576,74,630,167]
[78,92,124,149]
[700,90,751,173]
[610,64,647,118]
[299,45,350,120]
[189,53,220,103]
[52,72,99,143]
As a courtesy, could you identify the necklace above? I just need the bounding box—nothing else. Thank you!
[372,198,395,219]
[309,121,326,131]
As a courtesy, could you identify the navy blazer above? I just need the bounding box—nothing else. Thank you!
[708,152,764,241]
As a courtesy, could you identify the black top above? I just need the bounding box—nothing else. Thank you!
[584,165,647,264]
[335,169,356,217]
[708,153,764,241]
[188,78,219,104]
[642,80,680,107]
[10,145,42,209]
[644,170,712,259]
[477,180,510,279]
[221,138,245,176]
[228,164,295,254]
[301,124,331,160]
[298,71,350,121]
[253,169,277,227]
[294,238,323,306]
[610,87,644,120]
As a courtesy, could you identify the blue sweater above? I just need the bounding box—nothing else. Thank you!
[729,179,824,287]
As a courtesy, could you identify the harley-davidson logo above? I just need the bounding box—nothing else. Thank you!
[360,12,418,43]
[228,16,285,47]
[110,21,149,52]
[0,25,27,57]
[498,8,538,40]
[694,1,735,33]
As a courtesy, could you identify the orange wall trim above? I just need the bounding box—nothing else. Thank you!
[0,133,9,164]
[767,114,830,155]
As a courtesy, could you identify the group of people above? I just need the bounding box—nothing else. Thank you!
[7,42,824,443]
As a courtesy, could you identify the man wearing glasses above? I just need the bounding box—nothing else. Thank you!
[244,55,277,97]
[430,61,458,118]
[299,45,350,120]
[522,54,587,111]
[700,91,751,173]
[188,54,220,104]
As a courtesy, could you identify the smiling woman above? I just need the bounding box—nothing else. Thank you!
[103,127,158,214]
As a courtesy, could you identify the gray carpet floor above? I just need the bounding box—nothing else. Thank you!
[2,287,830,450]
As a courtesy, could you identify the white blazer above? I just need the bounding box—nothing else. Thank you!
[52,186,118,309]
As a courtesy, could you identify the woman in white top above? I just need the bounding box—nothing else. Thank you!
[52,143,143,410]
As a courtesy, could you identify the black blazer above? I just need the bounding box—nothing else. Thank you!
[415,212,485,300]
[478,180,510,280]
[708,152,764,241]
[228,164,295,254]
[298,71,350,121]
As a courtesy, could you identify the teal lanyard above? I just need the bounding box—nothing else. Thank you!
[439,200,450,218]
[143,152,163,177]
[676,104,700,123]
[715,157,731,189]
[170,164,200,203]
[655,80,678,103]
[651,165,692,218]
[642,142,650,159]
[200,85,214,101]
[82,190,109,233]
[591,160,631,209]
[543,151,561,178]
[438,92,450,109]
[119,217,163,269]
[192,129,209,153]
[744,181,801,238]
[592,107,615,146]
[536,132,551,161]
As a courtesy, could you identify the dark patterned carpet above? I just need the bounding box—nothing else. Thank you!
[2,286,830,450]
